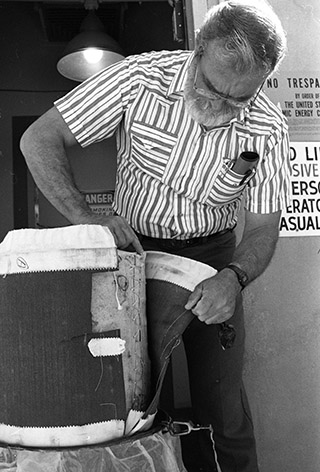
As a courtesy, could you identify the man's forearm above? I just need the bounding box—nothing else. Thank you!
[23,140,90,223]
[230,224,279,284]
[224,209,281,287]
[20,113,92,224]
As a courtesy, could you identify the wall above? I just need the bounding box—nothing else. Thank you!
[188,1,320,471]
[0,2,74,238]
[0,1,182,239]
[244,2,320,470]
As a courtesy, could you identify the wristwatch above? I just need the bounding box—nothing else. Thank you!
[226,264,249,290]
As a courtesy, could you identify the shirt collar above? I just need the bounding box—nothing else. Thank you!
[166,51,194,97]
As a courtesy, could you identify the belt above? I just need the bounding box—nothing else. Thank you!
[136,228,233,250]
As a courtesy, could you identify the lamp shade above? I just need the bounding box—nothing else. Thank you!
[57,10,125,82]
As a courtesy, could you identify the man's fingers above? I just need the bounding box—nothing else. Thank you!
[131,237,144,255]
[185,286,202,311]
[111,217,144,254]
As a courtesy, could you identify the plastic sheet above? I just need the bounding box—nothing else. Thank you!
[0,431,187,472]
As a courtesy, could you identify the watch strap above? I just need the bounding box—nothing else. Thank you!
[226,264,249,290]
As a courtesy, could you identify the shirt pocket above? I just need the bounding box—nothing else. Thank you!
[130,121,177,180]
[206,162,255,207]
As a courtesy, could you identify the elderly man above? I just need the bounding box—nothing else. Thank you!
[20,1,290,470]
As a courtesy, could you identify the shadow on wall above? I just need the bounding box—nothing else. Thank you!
[243,237,320,472]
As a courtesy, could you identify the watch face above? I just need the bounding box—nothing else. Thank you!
[241,272,249,286]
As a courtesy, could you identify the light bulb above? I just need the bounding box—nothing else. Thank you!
[83,48,104,64]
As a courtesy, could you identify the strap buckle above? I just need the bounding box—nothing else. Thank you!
[162,419,213,436]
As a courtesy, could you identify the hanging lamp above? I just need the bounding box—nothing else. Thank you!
[57,8,125,82]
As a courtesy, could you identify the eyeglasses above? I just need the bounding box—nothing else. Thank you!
[193,64,263,109]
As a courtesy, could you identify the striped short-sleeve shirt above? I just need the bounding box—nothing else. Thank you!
[55,49,291,239]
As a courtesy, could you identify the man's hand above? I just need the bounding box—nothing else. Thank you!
[100,214,144,254]
[184,269,241,324]
[73,212,144,254]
